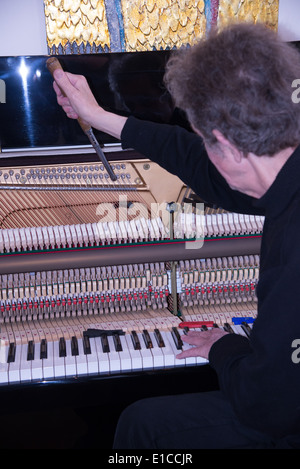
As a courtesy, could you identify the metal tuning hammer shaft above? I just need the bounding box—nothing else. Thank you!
[46,56,117,181]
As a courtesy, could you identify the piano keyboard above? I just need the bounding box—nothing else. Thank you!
[0,316,254,385]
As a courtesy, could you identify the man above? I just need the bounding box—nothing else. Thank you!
[52,23,300,449]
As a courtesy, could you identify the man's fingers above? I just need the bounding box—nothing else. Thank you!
[181,331,207,345]
[53,69,87,94]
[66,110,79,119]
[177,328,228,360]
[53,78,79,119]
[53,70,83,102]
[52,69,98,126]
[176,347,206,359]
[53,80,63,98]
[53,68,72,95]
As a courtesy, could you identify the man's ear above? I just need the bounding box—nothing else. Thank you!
[212,129,244,163]
[212,129,231,146]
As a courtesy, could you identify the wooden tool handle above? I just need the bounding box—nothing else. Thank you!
[46,56,91,133]
[46,56,62,76]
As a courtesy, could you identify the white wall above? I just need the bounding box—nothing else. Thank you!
[0,0,47,56]
[0,0,299,57]
[278,0,300,41]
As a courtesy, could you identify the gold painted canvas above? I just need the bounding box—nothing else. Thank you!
[121,0,207,51]
[44,0,110,53]
[44,0,279,54]
[218,0,279,30]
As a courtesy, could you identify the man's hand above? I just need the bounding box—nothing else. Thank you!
[52,68,127,140]
[53,69,100,124]
[176,328,228,360]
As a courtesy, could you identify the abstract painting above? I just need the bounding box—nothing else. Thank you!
[44,0,279,54]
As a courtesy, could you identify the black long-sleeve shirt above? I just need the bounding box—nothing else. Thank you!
[121,116,300,447]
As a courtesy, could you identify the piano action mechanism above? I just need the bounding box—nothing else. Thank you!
[0,150,262,385]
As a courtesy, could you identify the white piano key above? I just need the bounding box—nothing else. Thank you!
[75,338,88,376]
[137,332,153,370]
[86,337,99,375]
[42,341,55,379]
[0,344,9,384]
[94,337,110,374]
[195,355,209,365]
[119,335,132,372]
[107,336,121,373]
[164,330,186,367]
[159,331,176,367]
[124,333,142,371]
[231,324,248,337]
[20,343,32,382]
[65,339,77,377]
[149,331,165,368]
[53,340,65,378]
[31,342,43,381]
[8,344,22,383]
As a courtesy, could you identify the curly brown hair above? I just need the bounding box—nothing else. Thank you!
[164,22,300,156]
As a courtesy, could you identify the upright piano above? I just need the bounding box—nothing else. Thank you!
[0,51,262,448]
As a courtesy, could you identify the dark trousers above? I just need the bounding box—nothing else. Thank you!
[113,391,278,449]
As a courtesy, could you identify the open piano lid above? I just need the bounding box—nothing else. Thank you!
[1,39,300,155]
[0,50,190,155]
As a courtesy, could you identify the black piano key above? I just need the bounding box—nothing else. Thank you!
[113,333,122,352]
[223,323,234,333]
[27,340,35,361]
[84,328,124,338]
[171,327,183,350]
[40,339,47,359]
[59,337,67,357]
[7,343,16,363]
[71,336,79,356]
[154,328,165,347]
[241,321,252,337]
[101,334,110,353]
[83,334,91,355]
[142,329,153,349]
[131,330,141,350]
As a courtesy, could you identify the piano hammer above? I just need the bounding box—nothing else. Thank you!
[46,56,117,181]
